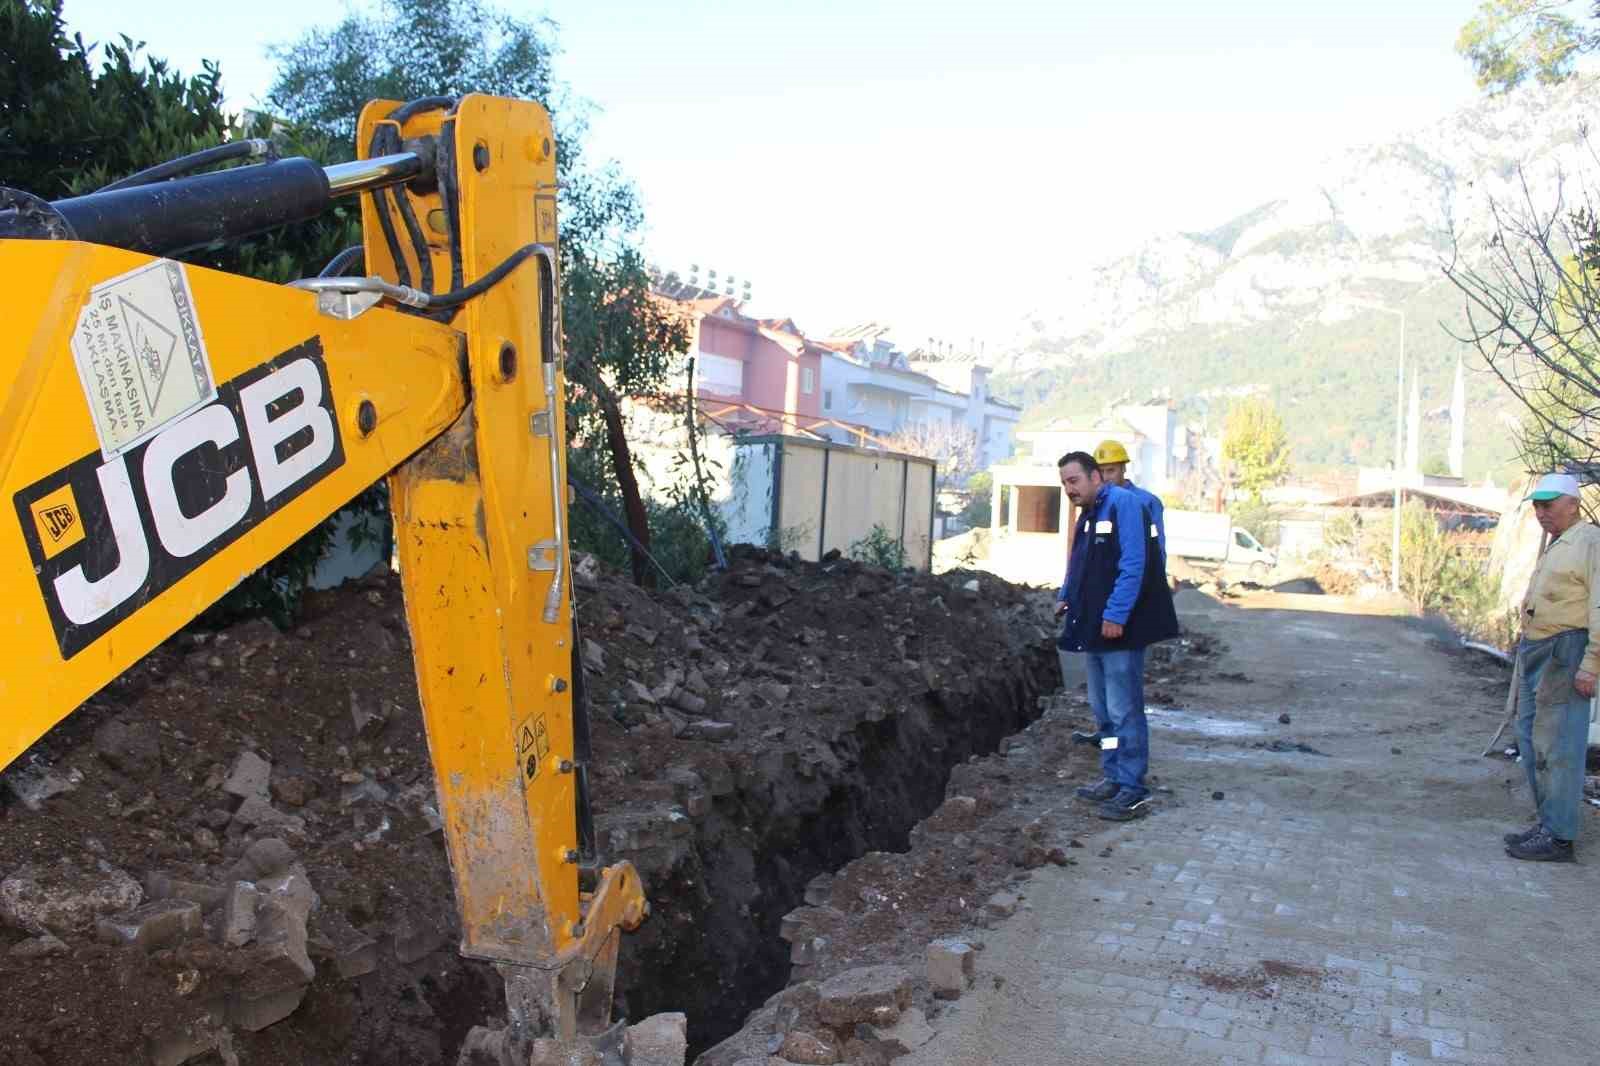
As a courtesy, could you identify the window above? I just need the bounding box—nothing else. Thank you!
[1234,530,1253,549]
[823,389,833,411]
[802,367,815,394]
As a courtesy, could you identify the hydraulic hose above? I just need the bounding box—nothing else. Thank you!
[96,139,274,193]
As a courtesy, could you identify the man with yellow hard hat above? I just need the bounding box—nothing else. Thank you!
[1094,439,1165,556]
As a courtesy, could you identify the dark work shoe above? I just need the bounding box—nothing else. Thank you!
[1071,730,1103,747]
[1506,829,1575,863]
[1503,823,1542,846]
[1075,778,1118,802]
[1097,788,1152,822]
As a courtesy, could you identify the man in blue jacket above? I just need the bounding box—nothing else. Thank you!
[1054,451,1180,821]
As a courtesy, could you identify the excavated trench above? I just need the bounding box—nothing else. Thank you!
[613,654,1056,1056]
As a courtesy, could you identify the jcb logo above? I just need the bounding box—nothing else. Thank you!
[40,506,76,542]
[15,337,344,659]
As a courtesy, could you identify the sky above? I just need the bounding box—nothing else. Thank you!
[60,0,1493,344]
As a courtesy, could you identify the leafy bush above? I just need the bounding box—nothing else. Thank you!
[1321,511,1361,554]
[849,524,907,570]
[959,472,993,528]
[568,447,721,587]
[1369,501,1513,642]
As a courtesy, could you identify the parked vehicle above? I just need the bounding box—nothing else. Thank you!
[1165,509,1277,578]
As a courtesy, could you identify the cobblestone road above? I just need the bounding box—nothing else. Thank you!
[905,592,1599,1066]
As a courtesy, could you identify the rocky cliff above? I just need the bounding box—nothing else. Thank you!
[1009,76,1599,369]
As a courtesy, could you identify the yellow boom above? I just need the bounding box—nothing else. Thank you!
[0,94,645,1056]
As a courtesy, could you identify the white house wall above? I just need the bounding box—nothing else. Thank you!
[695,351,744,397]
[721,440,778,547]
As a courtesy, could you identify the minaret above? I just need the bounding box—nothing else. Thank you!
[1406,376,1421,474]
[1449,356,1465,478]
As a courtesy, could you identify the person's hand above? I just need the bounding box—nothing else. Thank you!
[1101,620,1124,640]
[1054,601,1068,618]
[1577,670,1597,699]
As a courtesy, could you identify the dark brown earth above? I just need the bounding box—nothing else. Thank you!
[0,545,1062,1065]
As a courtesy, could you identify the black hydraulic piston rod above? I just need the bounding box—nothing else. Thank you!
[13,151,425,257]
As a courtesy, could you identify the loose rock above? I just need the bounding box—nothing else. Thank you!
[1,761,79,811]
[219,882,260,947]
[926,938,976,998]
[227,838,296,883]
[0,857,142,935]
[232,869,317,1030]
[777,1030,839,1065]
[230,795,304,834]
[815,964,914,1027]
[866,1007,935,1055]
[145,873,226,911]
[93,716,165,780]
[984,891,1019,919]
[572,551,601,590]
[756,681,791,705]
[680,720,737,742]
[8,932,68,957]
[624,1011,689,1066]
[221,751,273,805]
[96,899,202,952]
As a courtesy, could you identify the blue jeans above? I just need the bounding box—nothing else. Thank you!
[1515,630,1592,842]
[1084,648,1148,793]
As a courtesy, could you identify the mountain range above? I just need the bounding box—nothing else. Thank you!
[995,75,1600,478]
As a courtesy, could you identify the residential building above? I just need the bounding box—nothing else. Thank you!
[671,296,823,436]
[908,352,1022,470]
[814,341,937,446]
[652,297,1020,522]
[816,325,1022,466]
[981,403,1187,585]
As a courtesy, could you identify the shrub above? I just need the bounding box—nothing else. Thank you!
[849,524,907,570]
[959,472,993,528]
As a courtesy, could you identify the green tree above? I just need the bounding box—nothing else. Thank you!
[1421,453,1452,477]
[0,1,223,197]
[265,0,555,148]
[1455,0,1599,95]
[1221,396,1291,500]
[960,471,993,527]
[267,0,696,585]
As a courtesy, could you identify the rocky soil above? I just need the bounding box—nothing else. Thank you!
[0,545,1060,1065]
[693,630,1216,1066]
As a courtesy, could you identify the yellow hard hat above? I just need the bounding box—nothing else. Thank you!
[1094,439,1130,465]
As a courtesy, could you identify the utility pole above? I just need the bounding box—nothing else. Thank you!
[1392,314,1404,593]
[1347,299,1405,593]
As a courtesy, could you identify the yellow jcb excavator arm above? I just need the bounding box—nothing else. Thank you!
[0,95,645,1057]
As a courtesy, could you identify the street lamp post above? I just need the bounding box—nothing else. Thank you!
[1348,300,1405,593]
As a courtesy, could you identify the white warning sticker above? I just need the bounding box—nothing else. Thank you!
[70,260,216,460]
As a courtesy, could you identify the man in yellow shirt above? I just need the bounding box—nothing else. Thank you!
[1505,473,1599,862]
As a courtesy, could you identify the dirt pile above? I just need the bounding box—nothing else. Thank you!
[0,546,1058,1065]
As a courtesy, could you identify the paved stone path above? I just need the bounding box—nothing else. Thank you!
[906,592,1600,1066]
